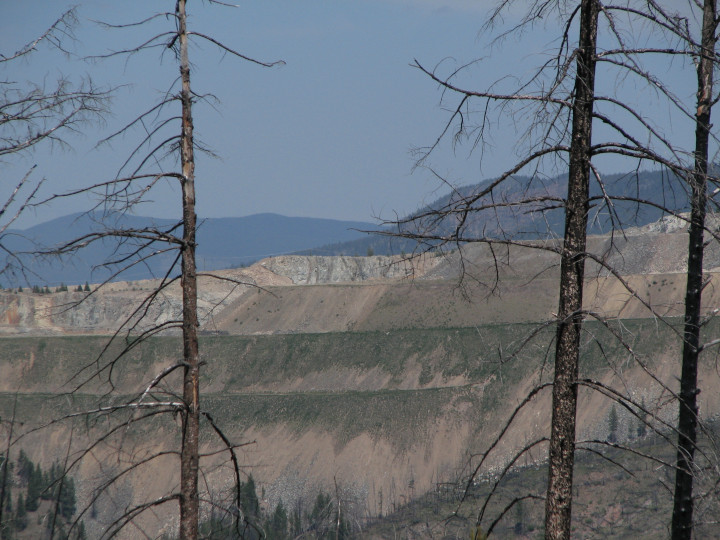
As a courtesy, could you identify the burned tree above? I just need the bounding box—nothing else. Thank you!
[31,2,282,539]
[671,0,718,538]
[385,1,602,536]
[544,2,598,536]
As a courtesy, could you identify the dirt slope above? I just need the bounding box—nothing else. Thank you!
[2,223,720,537]
[4,239,720,337]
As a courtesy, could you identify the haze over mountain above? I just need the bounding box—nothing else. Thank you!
[2,208,720,538]
[306,168,692,257]
[0,168,692,286]
[1,212,377,286]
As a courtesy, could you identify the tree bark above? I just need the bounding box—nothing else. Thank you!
[177,0,200,539]
[671,1,717,538]
[544,1,598,538]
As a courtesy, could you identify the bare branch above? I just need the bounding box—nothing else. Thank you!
[188,32,285,67]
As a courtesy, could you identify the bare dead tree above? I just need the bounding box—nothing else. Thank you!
[175,2,201,536]
[544,2,598,537]
[671,1,718,538]
[602,2,720,535]
[23,3,283,539]
[383,2,601,537]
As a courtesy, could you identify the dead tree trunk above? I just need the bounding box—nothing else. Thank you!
[671,1,717,538]
[177,0,200,538]
[544,1,598,538]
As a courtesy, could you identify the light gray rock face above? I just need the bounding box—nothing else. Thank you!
[5,211,720,336]
[0,256,419,335]
[622,212,720,236]
[260,255,414,285]
[587,213,720,275]
[0,291,184,335]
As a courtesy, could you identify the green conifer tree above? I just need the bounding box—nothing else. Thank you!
[59,477,76,520]
[240,476,260,520]
[77,520,87,540]
[308,491,333,537]
[291,507,302,538]
[607,404,618,443]
[26,464,42,512]
[41,467,52,501]
[4,485,11,514]
[266,500,288,539]
[15,492,27,531]
[0,485,12,539]
[16,451,31,483]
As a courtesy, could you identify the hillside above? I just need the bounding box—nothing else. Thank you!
[4,214,720,336]
[0,216,718,537]
[307,168,692,257]
[0,169,694,287]
[1,212,377,285]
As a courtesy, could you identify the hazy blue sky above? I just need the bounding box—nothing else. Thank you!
[3,1,699,228]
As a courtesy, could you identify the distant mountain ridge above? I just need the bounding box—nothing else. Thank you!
[309,168,692,257]
[0,168,694,285]
[1,212,377,286]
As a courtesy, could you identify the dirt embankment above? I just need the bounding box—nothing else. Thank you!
[0,254,440,336]
[3,236,720,337]
[1,313,714,539]
[3,226,720,537]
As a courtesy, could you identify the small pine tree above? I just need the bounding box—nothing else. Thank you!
[41,467,52,500]
[266,500,289,539]
[15,492,27,531]
[26,463,43,512]
[83,282,90,292]
[607,404,618,443]
[51,461,61,485]
[0,485,15,540]
[77,520,87,540]
[514,499,524,535]
[637,397,648,438]
[240,475,260,520]
[59,477,76,520]
[75,285,83,292]
[17,451,32,482]
[291,507,302,538]
[308,491,333,536]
